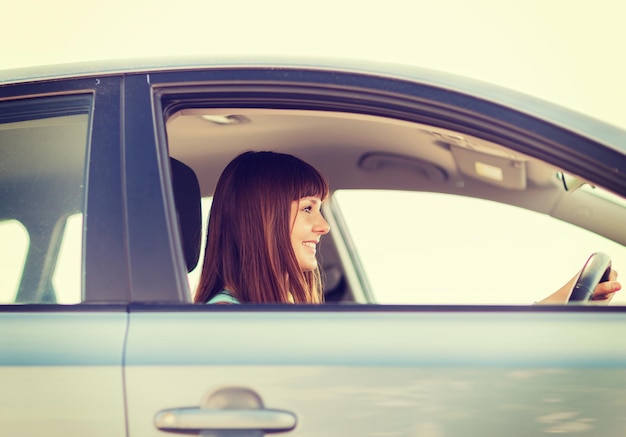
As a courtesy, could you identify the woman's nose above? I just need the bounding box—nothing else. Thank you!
[316,215,330,234]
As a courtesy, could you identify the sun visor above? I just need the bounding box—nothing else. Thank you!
[450,143,527,190]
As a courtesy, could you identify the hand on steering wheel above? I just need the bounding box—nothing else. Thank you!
[568,252,613,304]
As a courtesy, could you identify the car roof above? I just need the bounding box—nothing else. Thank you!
[2,55,625,154]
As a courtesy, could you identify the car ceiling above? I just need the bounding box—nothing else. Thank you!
[168,108,553,193]
[166,108,626,247]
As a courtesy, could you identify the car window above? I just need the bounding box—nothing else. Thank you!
[0,95,92,304]
[0,219,29,302]
[165,104,626,307]
[0,213,84,304]
[51,213,83,304]
[334,189,626,305]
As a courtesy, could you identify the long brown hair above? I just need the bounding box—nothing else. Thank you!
[194,151,329,304]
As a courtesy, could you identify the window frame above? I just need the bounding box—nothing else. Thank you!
[147,67,626,304]
[0,76,128,304]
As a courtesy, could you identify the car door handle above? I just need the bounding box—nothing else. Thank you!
[154,407,297,433]
[154,387,297,434]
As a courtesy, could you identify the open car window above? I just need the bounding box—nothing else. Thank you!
[334,189,626,305]
[165,106,626,307]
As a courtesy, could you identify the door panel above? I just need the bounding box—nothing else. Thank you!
[0,310,127,436]
[125,308,626,436]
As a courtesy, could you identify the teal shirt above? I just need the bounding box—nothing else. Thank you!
[207,289,240,304]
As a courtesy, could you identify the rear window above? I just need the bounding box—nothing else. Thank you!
[0,95,92,303]
[0,219,28,302]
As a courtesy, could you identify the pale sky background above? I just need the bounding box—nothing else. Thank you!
[2,0,626,129]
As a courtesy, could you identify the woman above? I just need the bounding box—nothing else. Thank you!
[195,151,330,304]
[195,151,620,305]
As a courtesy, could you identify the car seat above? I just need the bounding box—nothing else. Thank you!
[170,158,202,272]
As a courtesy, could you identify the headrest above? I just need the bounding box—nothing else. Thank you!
[170,158,202,272]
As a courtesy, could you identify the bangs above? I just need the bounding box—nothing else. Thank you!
[297,163,329,200]
[232,151,329,202]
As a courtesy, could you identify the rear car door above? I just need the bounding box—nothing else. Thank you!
[0,75,128,436]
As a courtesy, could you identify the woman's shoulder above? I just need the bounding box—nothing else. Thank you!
[206,289,241,305]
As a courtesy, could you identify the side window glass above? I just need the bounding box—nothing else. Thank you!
[334,190,626,305]
[0,219,29,302]
[0,95,92,304]
[52,213,83,304]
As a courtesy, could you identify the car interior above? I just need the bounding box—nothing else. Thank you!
[3,92,625,305]
[166,107,626,305]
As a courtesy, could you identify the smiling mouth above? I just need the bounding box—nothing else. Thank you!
[302,241,317,250]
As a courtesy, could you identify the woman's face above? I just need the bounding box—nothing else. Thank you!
[290,196,330,271]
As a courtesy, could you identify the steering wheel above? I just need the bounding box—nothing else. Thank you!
[568,252,612,303]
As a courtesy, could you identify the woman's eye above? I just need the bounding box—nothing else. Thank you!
[302,206,312,213]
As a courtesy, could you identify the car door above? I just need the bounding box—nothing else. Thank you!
[0,75,129,436]
[122,65,626,436]
[125,306,626,437]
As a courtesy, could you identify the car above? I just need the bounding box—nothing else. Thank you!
[1,57,626,436]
